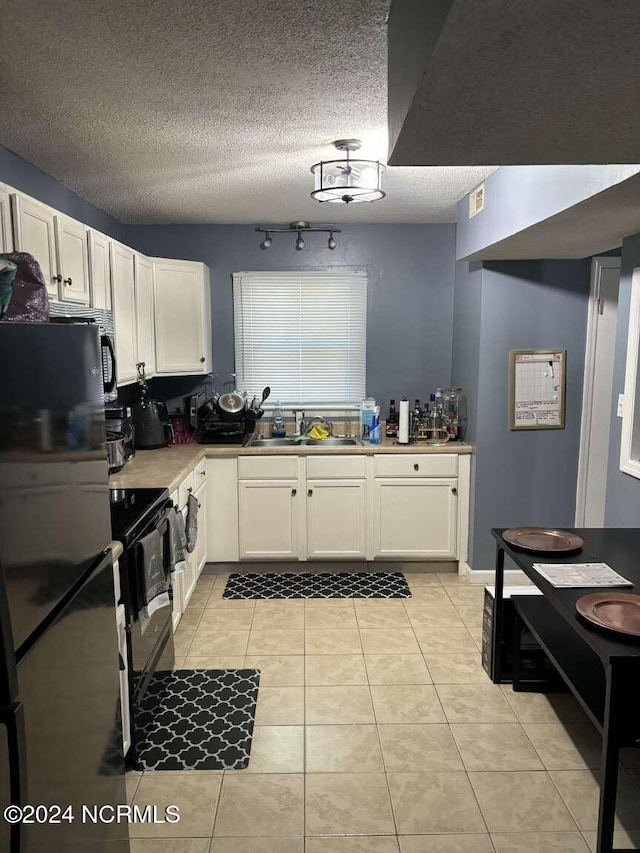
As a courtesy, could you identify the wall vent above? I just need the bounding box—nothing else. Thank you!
[469,184,485,218]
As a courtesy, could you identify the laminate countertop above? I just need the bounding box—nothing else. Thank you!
[109,439,472,492]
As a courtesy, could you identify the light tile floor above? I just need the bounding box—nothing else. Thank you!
[128,570,640,853]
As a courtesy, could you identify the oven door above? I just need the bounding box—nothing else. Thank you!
[127,510,175,704]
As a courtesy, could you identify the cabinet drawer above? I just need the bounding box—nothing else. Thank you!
[374,454,457,478]
[178,471,195,508]
[238,456,298,479]
[306,455,366,479]
[192,459,207,491]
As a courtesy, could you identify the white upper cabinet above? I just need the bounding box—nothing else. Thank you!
[11,193,58,299]
[153,258,211,375]
[134,254,156,377]
[87,229,112,310]
[110,242,137,385]
[54,214,90,303]
[0,184,13,253]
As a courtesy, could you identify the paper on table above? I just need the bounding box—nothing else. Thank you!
[532,562,633,588]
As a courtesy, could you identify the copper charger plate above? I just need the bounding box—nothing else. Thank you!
[576,592,640,638]
[503,526,584,554]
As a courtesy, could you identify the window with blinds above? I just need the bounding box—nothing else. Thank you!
[233,270,367,406]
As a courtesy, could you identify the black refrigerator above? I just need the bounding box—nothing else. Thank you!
[0,323,129,853]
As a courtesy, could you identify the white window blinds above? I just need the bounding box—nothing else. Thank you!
[233,270,367,406]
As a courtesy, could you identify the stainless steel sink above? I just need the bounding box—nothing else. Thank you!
[304,437,362,446]
[249,436,362,447]
[249,438,302,446]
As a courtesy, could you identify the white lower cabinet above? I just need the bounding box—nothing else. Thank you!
[238,480,299,559]
[207,452,468,564]
[193,480,207,577]
[115,603,131,755]
[306,479,367,559]
[373,477,458,558]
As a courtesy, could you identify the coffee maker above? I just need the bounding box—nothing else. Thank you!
[131,400,173,449]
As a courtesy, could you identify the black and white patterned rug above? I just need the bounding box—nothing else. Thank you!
[133,669,260,771]
[223,571,412,599]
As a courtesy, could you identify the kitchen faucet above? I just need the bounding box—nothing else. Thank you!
[294,409,333,436]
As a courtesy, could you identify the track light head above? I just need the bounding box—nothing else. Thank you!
[295,232,305,251]
[327,232,337,250]
[259,231,272,249]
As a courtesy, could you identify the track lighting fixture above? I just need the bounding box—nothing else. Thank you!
[255,221,341,251]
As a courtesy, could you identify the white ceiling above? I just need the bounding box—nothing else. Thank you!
[0,0,495,224]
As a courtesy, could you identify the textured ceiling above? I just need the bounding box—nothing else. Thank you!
[389,0,640,165]
[0,0,495,224]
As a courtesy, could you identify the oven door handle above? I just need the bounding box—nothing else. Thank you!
[101,334,117,394]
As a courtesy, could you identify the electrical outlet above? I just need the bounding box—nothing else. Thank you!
[617,394,625,417]
[469,184,485,218]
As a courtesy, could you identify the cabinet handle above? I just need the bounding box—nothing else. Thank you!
[452,487,457,495]
[200,356,206,363]
[291,488,297,496]
[413,463,419,471]
[52,274,62,283]
[308,489,313,497]
[63,277,73,287]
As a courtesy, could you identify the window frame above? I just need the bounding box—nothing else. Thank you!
[232,267,368,408]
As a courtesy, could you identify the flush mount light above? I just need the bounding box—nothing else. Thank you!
[311,139,386,204]
[255,221,341,251]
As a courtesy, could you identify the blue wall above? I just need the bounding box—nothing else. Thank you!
[605,232,640,525]
[124,223,457,410]
[0,145,123,241]
[456,165,640,261]
[453,259,592,569]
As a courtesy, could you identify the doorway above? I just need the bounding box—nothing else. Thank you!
[575,256,621,526]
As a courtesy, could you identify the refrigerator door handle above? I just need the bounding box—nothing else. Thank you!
[0,701,26,853]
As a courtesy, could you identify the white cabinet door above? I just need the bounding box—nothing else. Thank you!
[373,478,458,558]
[115,603,131,755]
[134,254,156,376]
[238,480,299,559]
[182,505,198,607]
[307,479,367,559]
[87,230,112,310]
[11,194,57,299]
[193,481,207,577]
[0,185,13,253]
[54,214,90,303]
[110,242,137,385]
[153,259,210,375]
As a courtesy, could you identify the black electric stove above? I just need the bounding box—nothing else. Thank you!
[110,487,170,547]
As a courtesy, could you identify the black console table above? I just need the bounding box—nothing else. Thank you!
[491,528,640,853]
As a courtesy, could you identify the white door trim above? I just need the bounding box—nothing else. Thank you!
[575,256,621,525]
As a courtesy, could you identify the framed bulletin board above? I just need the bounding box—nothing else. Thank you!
[510,349,566,430]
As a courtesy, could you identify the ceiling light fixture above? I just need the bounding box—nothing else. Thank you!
[255,221,341,251]
[310,139,386,204]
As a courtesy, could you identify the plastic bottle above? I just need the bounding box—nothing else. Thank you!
[271,400,286,437]
[369,406,382,444]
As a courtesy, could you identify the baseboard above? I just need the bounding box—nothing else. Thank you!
[461,563,530,586]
